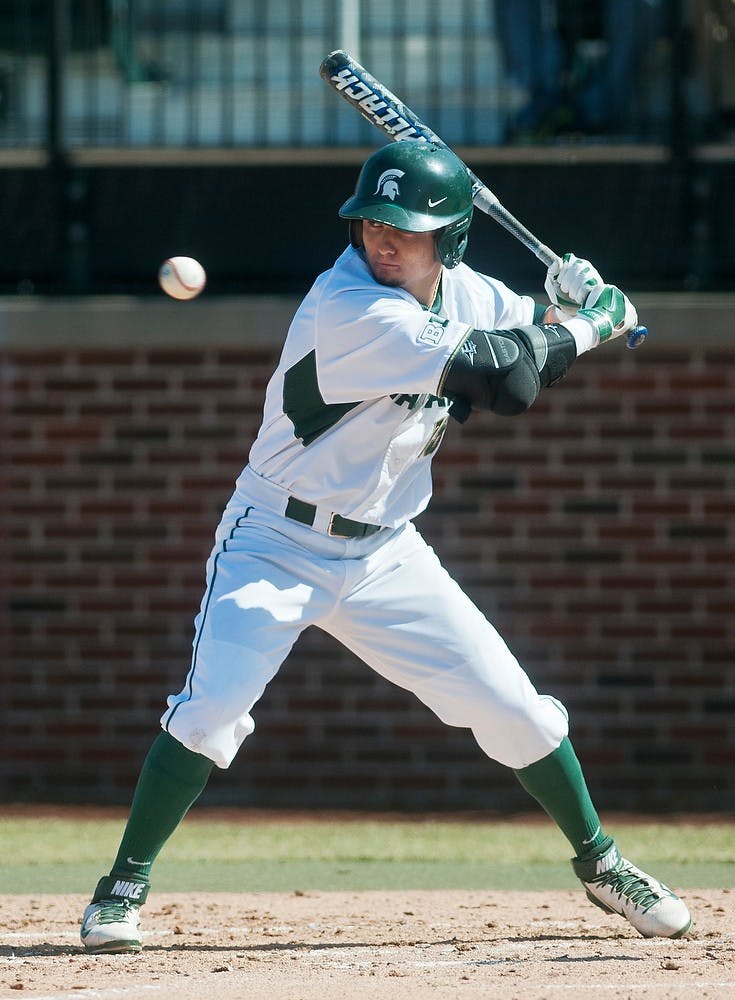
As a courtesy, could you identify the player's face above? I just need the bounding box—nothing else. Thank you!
[360,220,442,306]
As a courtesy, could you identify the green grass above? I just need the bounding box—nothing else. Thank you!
[1,813,733,893]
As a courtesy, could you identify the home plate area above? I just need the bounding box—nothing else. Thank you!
[1,889,733,999]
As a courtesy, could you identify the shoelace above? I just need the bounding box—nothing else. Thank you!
[591,862,668,914]
[94,900,137,925]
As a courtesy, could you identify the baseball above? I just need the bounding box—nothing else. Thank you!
[158,256,206,300]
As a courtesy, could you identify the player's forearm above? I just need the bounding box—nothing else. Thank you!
[543,304,569,324]
[543,304,597,357]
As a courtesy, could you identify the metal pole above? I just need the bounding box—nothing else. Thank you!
[668,0,711,289]
[339,0,361,60]
[48,0,68,168]
[668,0,689,163]
[48,0,89,292]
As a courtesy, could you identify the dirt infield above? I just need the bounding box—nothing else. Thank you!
[2,888,733,999]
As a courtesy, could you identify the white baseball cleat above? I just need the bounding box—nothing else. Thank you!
[80,899,142,953]
[572,841,691,938]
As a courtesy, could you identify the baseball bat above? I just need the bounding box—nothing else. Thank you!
[319,50,648,351]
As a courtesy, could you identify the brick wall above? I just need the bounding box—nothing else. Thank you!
[2,295,734,812]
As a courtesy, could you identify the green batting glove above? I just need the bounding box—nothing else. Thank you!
[577,284,638,344]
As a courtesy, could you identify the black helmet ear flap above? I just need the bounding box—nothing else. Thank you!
[436,212,473,268]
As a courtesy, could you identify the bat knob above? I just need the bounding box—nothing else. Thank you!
[626,325,648,350]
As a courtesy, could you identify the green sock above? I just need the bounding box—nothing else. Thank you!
[108,731,214,883]
[513,736,607,858]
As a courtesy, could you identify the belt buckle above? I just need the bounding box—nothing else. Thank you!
[328,513,350,538]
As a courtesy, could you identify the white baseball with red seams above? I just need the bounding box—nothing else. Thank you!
[158,256,206,300]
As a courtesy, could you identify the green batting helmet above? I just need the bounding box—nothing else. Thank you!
[339,140,474,268]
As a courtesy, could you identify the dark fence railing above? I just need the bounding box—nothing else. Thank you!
[0,0,732,153]
[0,1,733,295]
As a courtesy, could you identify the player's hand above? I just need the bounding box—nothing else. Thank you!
[578,284,639,344]
[545,252,603,316]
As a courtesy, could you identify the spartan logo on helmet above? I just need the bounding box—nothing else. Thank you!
[373,168,405,201]
[339,141,474,268]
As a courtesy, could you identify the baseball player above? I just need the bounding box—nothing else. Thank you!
[80,140,691,953]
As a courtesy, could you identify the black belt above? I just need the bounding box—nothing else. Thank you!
[285,496,382,539]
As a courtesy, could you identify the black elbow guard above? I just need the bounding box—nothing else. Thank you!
[512,323,577,387]
[440,329,541,416]
[440,323,577,416]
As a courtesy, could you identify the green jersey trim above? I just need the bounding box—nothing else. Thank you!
[283,349,362,447]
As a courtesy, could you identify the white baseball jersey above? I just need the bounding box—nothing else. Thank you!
[245,245,536,528]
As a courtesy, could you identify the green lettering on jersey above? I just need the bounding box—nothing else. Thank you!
[283,350,361,446]
[390,393,449,411]
[390,393,420,410]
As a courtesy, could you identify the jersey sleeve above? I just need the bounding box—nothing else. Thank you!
[454,267,537,329]
[314,276,471,405]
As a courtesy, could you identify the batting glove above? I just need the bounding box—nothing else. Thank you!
[545,252,604,317]
[577,283,639,344]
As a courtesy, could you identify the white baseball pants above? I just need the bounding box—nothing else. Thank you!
[162,467,569,770]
